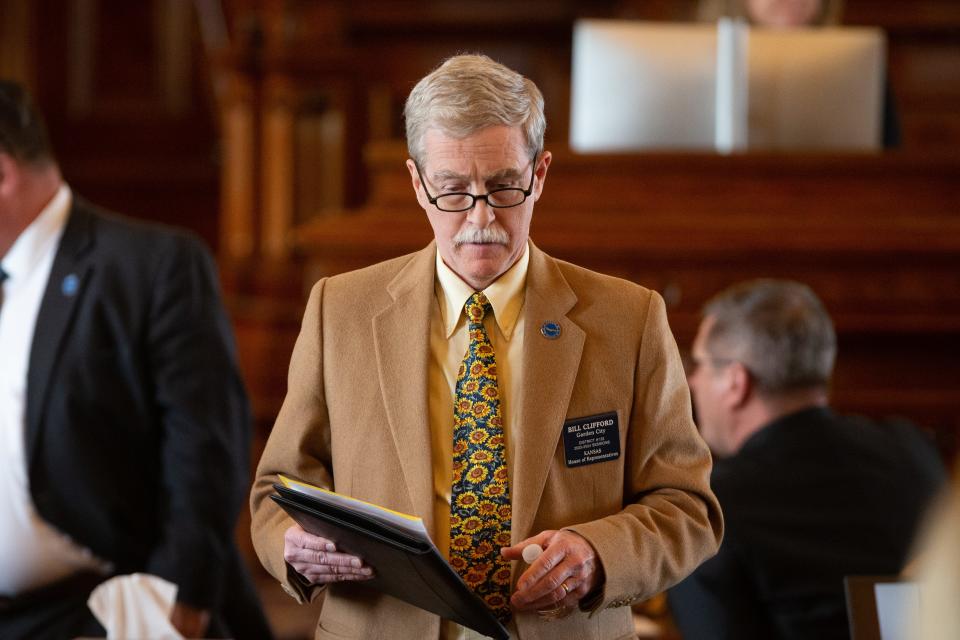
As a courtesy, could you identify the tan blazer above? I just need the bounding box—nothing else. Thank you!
[251,241,723,640]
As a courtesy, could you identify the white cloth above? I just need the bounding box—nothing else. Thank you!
[87,573,184,640]
[0,184,109,595]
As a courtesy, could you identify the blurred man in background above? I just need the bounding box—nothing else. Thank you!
[0,80,270,639]
[668,279,945,639]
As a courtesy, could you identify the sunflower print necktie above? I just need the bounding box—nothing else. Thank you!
[450,291,513,623]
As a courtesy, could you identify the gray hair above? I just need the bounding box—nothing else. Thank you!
[703,279,837,395]
[403,54,546,166]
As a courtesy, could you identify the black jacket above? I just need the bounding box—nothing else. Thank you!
[668,407,945,640]
[25,198,269,637]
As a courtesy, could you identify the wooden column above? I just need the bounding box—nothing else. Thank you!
[220,73,258,259]
[0,0,33,84]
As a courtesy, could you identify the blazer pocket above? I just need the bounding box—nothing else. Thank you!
[315,617,360,639]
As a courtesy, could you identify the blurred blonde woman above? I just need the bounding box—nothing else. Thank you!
[698,0,844,27]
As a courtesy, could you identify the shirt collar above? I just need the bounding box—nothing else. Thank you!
[1,184,71,284]
[435,241,529,340]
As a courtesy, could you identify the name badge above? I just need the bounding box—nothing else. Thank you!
[562,411,621,468]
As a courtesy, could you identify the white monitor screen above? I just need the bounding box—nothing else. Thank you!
[569,19,885,152]
[570,20,717,152]
[748,28,884,150]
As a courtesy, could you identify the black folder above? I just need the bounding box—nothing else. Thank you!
[271,483,510,639]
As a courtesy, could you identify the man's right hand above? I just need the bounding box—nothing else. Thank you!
[283,524,375,585]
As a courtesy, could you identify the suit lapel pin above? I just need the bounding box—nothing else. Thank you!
[540,321,561,339]
[61,273,79,296]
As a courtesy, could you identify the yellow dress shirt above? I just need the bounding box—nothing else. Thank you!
[429,244,528,639]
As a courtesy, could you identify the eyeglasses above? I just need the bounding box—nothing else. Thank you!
[414,153,538,213]
[688,355,736,372]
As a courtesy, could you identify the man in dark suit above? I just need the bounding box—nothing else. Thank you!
[667,278,946,640]
[0,81,271,638]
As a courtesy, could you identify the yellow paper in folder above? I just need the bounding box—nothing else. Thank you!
[278,474,430,542]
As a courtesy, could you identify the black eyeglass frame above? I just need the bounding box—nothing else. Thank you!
[414,152,539,213]
[688,354,737,373]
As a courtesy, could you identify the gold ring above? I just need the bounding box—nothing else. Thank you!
[561,582,571,595]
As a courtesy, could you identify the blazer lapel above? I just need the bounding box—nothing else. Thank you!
[26,201,95,466]
[372,243,438,534]
[511,242,585,541]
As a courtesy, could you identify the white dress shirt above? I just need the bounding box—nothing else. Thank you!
[0,184,109,595]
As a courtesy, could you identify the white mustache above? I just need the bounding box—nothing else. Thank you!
[453,227,510,247]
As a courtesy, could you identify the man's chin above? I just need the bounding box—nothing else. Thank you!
[456,257,513,287]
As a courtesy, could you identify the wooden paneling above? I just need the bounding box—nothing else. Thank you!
[214,0,960,263]
[0,0,33,84]
[29,0,221,247]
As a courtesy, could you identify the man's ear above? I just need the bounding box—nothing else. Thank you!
[0,152,17,196]
[405,158,428,210]
[532,150,551,202]
[725,361,752,410]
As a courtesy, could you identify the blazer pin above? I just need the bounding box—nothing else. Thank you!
[540,321,561,339]
[61,273,79,296]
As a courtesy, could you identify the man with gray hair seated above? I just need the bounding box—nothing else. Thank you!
[668,278,945,640]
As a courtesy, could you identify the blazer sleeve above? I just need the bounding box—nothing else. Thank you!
[142,235,252,610]
[566,291,723,611]
[250,279,334,603]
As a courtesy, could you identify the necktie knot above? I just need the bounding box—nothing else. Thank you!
[465,292,492,324]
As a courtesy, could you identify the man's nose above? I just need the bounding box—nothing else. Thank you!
[465,198,496,227]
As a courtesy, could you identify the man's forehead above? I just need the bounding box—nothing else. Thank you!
[430,164,525,181]
[421,127,528,168]
[694,316,716,344]
[693,317,725,360]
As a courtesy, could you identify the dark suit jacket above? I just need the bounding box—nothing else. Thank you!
[25,197,269,636]
[668,407,945,640]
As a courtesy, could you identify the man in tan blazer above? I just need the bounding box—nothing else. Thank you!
[251,54,723,639]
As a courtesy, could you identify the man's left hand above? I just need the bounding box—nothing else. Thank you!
[501,529,605,612]
[170,601,210,638]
